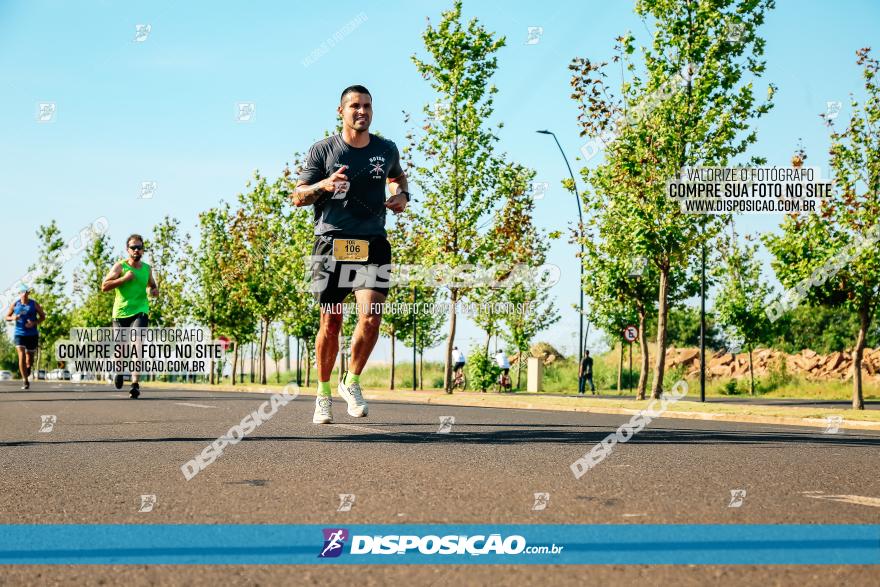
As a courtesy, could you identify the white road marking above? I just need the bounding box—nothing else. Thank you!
[805,493,880,508]
[331,423,394,435]
[622,513,647,517]
[175,402,217,409]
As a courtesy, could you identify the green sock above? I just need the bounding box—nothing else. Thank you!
[344,371,360,387]
[318,381,331,397]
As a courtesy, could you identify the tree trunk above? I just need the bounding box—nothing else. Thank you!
[637,306,649,400]
[650,269,670,399]
[748,346,755,396]
[617,341,623,393]
[305,341,312,387]
[259,319,270,385]
[444,289,459,393]
[390,330,396,391]
[419,350,424,390]
[209,325,216,385]
[852,303,869,410]
[250,342,255,383]
[516,351,523,390]
[231,343,239,384]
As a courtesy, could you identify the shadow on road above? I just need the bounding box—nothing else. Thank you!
[2,426,879,449]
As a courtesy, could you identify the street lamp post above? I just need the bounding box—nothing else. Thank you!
[537,130,586,360]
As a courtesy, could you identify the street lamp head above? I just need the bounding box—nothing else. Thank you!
[536,129,552,135]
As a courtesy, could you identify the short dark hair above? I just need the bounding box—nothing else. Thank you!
[340,85,371,104]
[584,350,590,356]
[126,234,144,247]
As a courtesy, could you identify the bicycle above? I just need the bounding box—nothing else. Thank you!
[496,371,512,393]
[452,368,467,391]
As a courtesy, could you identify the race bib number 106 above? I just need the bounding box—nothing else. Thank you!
[332,239,369,262]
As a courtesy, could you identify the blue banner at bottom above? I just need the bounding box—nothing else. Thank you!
[0,525,876,565]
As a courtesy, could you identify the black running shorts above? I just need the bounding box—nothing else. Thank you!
[310,235,392,306]
[14,335,39,351]
[112,313,149,328]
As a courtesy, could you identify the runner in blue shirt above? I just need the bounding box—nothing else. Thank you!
[5,284,46,390]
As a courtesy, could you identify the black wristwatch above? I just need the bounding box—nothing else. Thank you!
[398,190,411,202]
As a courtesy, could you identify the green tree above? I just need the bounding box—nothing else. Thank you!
[227,172,301,384]
[30,221,71,369]
[656,306,722,349]
[571,0,775,398]
[581,203,659,399]
[279,161,322,387]
[192,204,257,384]
[381,217,423,390]
[411,1,508,392]
[765,49,880,409]
[146,216,191,327]
[489,163,560,389]
[713,235,776,395]
[71,231,114,327]
[0,331,17,372]
[769,304,880,354]
[267,322,286,383]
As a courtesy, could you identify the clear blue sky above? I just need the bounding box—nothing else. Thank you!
[1,0,878,361]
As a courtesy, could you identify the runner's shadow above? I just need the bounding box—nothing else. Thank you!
[2,428,878,448]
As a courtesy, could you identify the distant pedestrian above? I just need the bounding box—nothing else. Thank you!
[578,350,595,395]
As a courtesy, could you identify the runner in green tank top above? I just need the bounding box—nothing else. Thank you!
[101,234,159,398]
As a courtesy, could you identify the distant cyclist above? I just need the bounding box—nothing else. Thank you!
[101,234,158,399]
[495,349,510,390]
[5,284,45,390]
[452,346,466,378]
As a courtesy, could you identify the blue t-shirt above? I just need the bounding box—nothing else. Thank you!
[13,299,38,336]
[298,133,403,237]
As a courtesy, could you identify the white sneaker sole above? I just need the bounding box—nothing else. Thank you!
[338,384,368,417]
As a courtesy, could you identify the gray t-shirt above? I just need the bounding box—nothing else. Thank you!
[298,133,403,237]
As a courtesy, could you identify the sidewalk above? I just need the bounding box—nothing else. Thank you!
[141,381,880,432]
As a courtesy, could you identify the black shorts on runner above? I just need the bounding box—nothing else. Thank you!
[310,235,392,306]
[14,335,39,351]
[112,313,149,328]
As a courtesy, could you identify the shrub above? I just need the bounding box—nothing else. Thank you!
[765,354,792,393]
[721,379,739,395]
[467,346,499,392]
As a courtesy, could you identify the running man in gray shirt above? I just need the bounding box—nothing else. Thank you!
[292,85,410,425]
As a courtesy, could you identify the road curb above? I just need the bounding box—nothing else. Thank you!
[134,381,880,432]
[363,390,880,432]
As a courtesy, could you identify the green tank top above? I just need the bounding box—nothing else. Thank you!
[112,260,150,319]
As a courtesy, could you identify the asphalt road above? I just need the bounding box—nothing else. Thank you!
[1,381,879,586]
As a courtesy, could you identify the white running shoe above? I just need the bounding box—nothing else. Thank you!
[313,396,333,424]
[338,377,368,417]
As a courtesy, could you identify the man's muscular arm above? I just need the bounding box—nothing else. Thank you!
[291,165,349,207]
[292,181,326,207]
